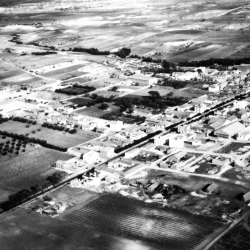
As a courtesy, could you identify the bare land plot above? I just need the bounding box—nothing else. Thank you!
[31,90,69,101]
[130,86,173,97]
[42,64,87,77]
[146,170,250,200]
[76,103,119,118]
[216,142,250,154]
[63,76,90,84]
[0,121,98,148]
[53,71,88,81]
[173,87,207,100]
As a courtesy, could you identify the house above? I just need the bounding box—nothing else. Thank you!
[169,133,195,148]
[154,134,170,146]
[124,163,147,179]
[178,124,191,134]
[127,74,157,86]
[241,114,250,126]
[82,151,100,164]
[177,103,193,112]
[212,156,231,166]
[168,151,187,163]
[209,84,220,92]
[169,135,185,148]
[237,126,250,141]
[129,130,147,141]
[203,183,220,194]
[214,121,245,139]
[124,148,141,158]
[194,103,206,114]
[243,191,250,202]
[99,146,115,158]
[234,100,249,109]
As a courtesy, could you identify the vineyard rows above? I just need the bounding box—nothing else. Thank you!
[64,194,224,250]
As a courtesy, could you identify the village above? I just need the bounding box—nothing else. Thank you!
[0,47,250,223]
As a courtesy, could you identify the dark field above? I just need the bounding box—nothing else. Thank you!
[0,146,72,191]
[211,217,250,250]
[70,97,92,105]
[216,142,250,154]
[64,194,225,250]
[0,206,157,250]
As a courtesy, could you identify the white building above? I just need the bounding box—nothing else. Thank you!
[82,151,100,164]
[154,134,169,146]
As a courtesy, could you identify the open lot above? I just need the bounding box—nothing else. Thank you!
[216,142,250,154]
[0,121,98,148]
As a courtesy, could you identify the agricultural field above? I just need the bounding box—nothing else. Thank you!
[63,194,225,250]
[76,103,120,118]
[55,85,95,96]
[0,145,72,191]
[211,215,250,250]
[0,206,156,250]
[0,0,250,62]
[0,120,98,148]
[69,97,92,106]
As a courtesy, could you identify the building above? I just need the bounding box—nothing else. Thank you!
[124,148,141,158]
[168,151,187,163]
[124,164,147,179]
[237,126,250,141]
[127,74,157,86]
[243,191,250,202]
[82,151,100,164]
[209,84,220,92]
[214,121,245,139]
[234,100,249,109]
[154,134,169,146]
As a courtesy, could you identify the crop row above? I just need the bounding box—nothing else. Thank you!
[64,194,223,250]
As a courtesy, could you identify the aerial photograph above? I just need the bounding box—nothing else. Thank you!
[1,0,250,249]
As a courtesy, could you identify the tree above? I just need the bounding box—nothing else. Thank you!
[148,91,160,98]
[99,103,109,110]
[109,86,118,92]
[46,172,66,185]
[114,47,131,58]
